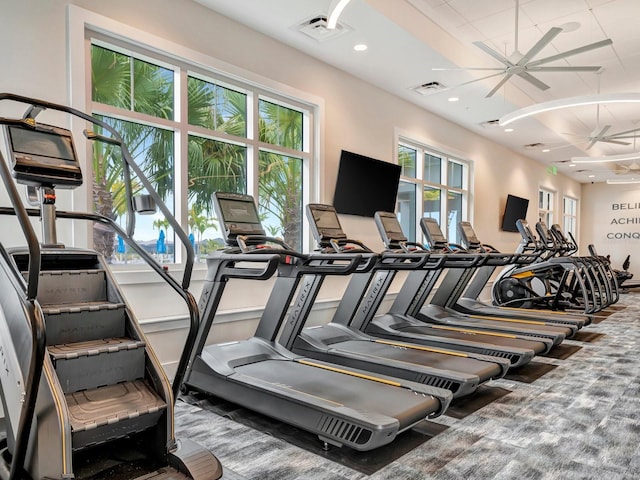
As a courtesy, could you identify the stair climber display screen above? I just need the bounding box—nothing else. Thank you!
[6,123,82,187]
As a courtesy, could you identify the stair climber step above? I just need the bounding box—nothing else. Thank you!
[49,337,146,393]
[42,302,127,345]
[33,269,109,305]
[66,379,167,451]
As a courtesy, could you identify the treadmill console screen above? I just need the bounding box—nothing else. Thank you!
[376,212,406,244]
[422,218,448,246]
[6,124,82,188]
[459,222,479,244]
[306,204,346,245]
[215,195,265,242]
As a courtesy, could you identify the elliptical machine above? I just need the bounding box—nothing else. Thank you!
[0,94,222,479]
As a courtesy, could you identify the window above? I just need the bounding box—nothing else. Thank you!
[397,141,470,244]
[538,188,555,227]
[563,196,578,238]
[90,40,313,263]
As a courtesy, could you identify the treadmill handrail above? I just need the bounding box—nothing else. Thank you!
[378,251,431,270]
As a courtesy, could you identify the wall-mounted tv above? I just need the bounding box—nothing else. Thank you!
[501,194,529,232]
[333,150,401,217]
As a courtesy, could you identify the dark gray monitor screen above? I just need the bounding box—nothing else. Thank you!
[501,194,529,232]
[218,198,260,224]
[460,222,479,244]
[424,218,447,243]
[380,214,404,236]
[10,126,76,162]
[313,209,342,231]
[333,150,401,217]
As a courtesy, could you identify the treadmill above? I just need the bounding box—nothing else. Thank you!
[277,203,509,399]
[182,192,452,451]
[307,207,549,369]
[453,220,594,325]
[416,217,576,343]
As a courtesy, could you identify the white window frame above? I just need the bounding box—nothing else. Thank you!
[562,195,578,239]
[67,6,322,264]
[538,188,556,227]
[396,138,471,244]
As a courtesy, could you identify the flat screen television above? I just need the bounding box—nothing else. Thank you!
[333,150,401,217]
[501,194,529,232]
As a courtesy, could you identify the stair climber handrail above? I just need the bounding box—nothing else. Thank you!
[0,136,46,480]
[0,94,200,411]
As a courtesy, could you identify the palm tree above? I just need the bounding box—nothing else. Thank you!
[257,101,304,250]
[91,44,306,259]
[188,205,217,258]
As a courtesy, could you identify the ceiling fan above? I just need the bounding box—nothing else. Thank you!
[562,89,640,150]
[434,0,613,98]
[609,161,640,175]
[563,124,640,150]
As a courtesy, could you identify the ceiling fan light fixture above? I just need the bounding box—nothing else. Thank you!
[499,93,640,126]
[327,0,351,29]
[606,178,640,184]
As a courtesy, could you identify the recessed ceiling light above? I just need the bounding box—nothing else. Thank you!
[353,43,368,51]
[448,97,459,102]
[504,128,514,132]
[542,149,550,153]
[569,163,576,167]
[588,175,595,178]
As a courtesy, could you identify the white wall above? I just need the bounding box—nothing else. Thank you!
[580,182,640,278]
[0,0,585,373]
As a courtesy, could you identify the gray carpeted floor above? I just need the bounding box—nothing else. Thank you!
[175,292,640,479]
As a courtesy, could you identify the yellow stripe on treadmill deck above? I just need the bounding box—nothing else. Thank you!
[500,306,569,315]
[374,339,469,357]
[431,325,517,338]
[297,359,402,386]
[469,314,546,325]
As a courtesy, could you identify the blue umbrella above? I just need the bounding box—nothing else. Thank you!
[117,235,126,254]
[156,229,167,254]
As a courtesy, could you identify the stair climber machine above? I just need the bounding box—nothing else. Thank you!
[0,94,222,479]
[307,206,547,369]
[451,221,593,326]
[278,203,509,399]
[492,219,600,315]
[546,223,618,309]
[418,217,577,343]
[181,192,452,452]
[535,221,605,311]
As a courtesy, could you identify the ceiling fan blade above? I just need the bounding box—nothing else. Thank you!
[485,73,514,98]
[527,66,602,72]
[599,139,632,146]
[517,27,562,65]
[594,125,612,138]
[527,38,613,67]
[432,67,506,71]
[585,138,598,150]
[473,41,513,67]
[516,71,550,91]
[608,126,640,138]
[449,72,506,90]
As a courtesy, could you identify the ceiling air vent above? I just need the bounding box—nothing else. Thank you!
[479,119,501,128]
[297,16,350,42]
[524,143,545,149]
[413,82,447,95]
